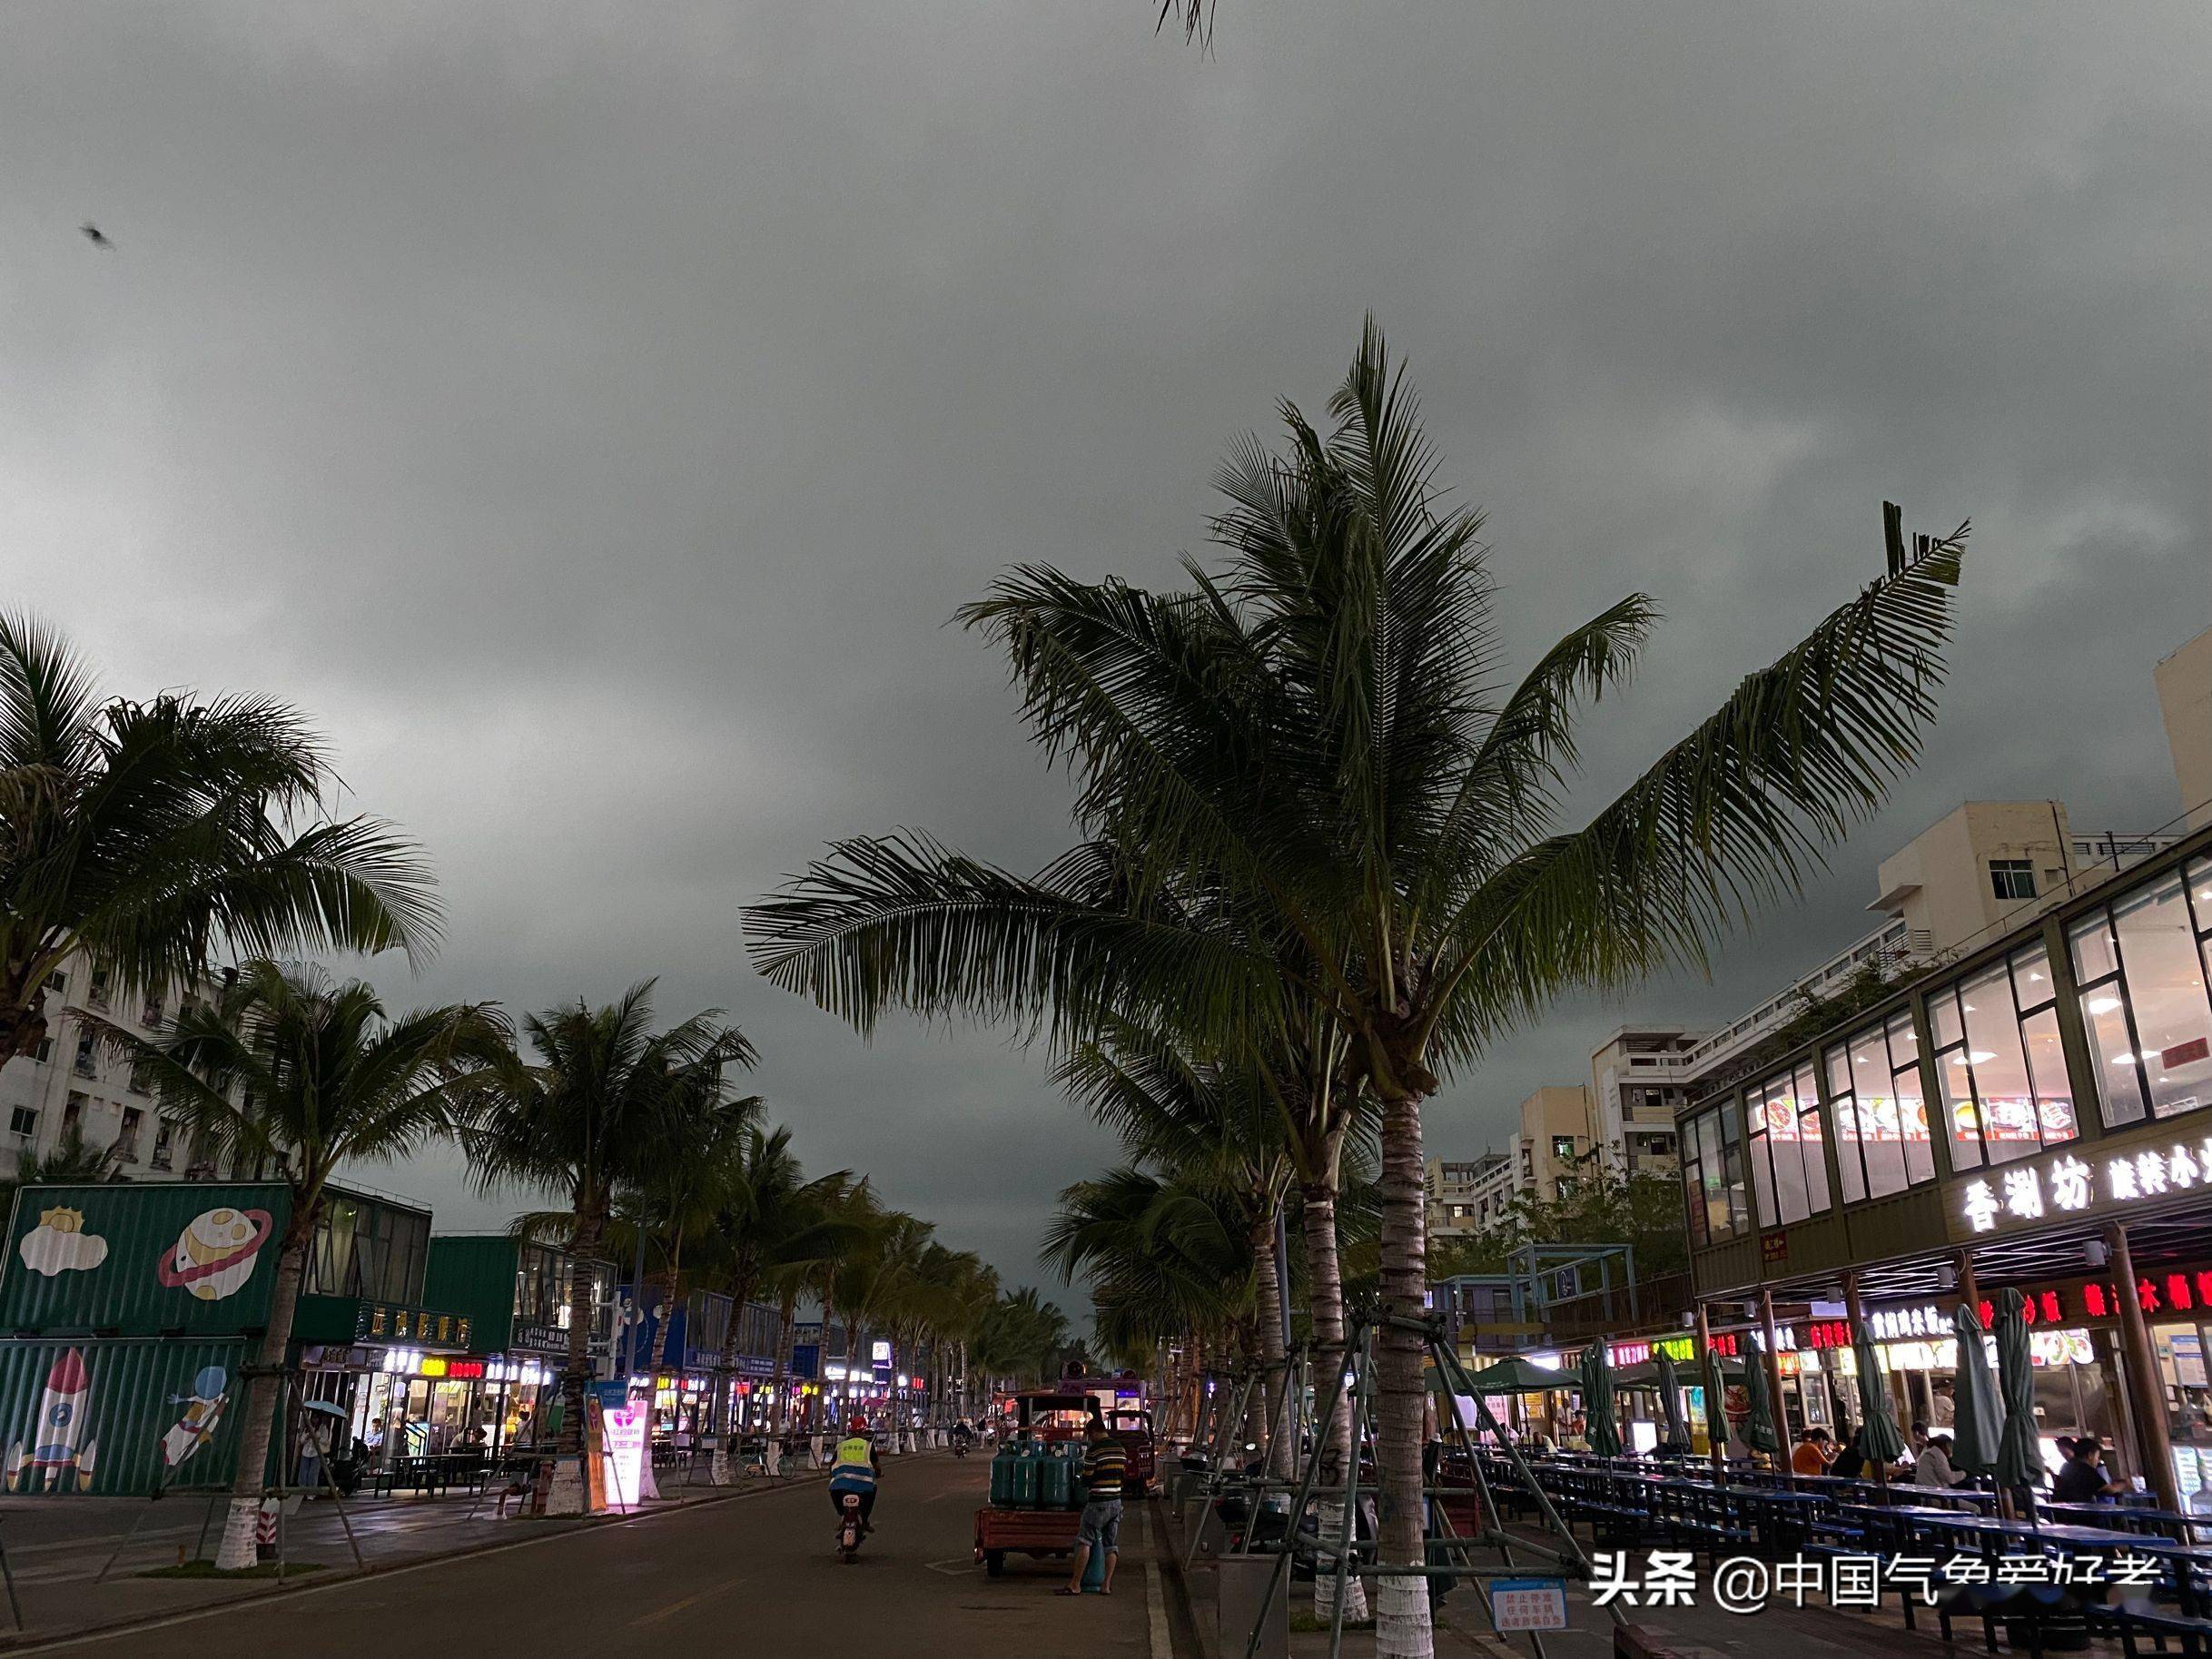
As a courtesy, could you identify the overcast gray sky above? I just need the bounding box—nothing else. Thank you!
[5,3,2207,1304]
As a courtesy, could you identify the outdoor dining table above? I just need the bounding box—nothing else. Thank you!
[2039,1502,2206,1542]
[1884,1481,2000,1507]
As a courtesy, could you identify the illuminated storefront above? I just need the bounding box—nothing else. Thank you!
[1679,826,2212,1507]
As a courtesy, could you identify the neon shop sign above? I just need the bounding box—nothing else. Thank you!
[1961,1136,2212,1234]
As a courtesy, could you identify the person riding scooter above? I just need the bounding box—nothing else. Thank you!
[828,1414,881,1535]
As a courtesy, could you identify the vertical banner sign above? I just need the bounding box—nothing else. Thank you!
[584,1394,608,1514]
[592,1380,653,1514]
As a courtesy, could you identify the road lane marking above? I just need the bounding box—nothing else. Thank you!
[630,1575,744,1626]
[1139,1505,1170,1659]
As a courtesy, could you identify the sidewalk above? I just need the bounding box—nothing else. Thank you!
[1163,1501,2044,1659]
[0,1461,833,1649]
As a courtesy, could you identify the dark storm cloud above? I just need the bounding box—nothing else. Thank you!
[2,3,2205,1291]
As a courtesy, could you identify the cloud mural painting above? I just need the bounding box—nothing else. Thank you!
[17,1208,107,1277]
[153,1209,273,1303]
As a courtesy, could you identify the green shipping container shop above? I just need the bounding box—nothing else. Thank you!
[0,1181,469,1496]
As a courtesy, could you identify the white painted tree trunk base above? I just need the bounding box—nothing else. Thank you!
[709,1446,734,1485]
[1375,1573,1432,1659]
[213,1497,262,1571]
[1313,1498,1370,1624]
[542,1458,588,1516]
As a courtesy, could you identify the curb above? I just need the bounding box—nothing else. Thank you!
[0,1467,836,1655]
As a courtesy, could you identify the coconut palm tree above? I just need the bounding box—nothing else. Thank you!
[0,1126,123,1216]
[747,321,1968,1655]
[606,1080,764,1375]
[1044,1166,1254,1373]
[465,982,756,1515]
[1055,1026,1298,1472]
[0,614,440,1066]
[759,1171,870,1437]
[971,1287,1071,1392]
[833,1209,932,1427]
[695,1127,859,1476]
[94,962,505,1569]
[1059,1013,1376,1615]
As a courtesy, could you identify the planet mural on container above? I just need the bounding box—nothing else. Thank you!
[159,1365,230,1469]
[17,1207,108,1276]
[4,1347,97,1491]
[153,1208,273,1302]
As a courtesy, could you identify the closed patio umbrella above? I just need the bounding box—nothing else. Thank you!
[1739,1346,1779,1456]
[1950,1301,2003,1477]
[1702,1346,1733,1457]
[1582,1343,1623,1457]
[1654,1353,1691,1447]
[1990,1289,2042,1505]
[1463,1357,1573,1395]
[1853,1334,1908,1466]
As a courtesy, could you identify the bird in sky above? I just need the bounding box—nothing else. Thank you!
[80,222,112,250]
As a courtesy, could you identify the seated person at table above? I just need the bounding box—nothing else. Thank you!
[1914,1431,1969,1491]
[2051,1435,2128,1504]
[1828,1426,1865,1480]
[1790,1426,1833,1476]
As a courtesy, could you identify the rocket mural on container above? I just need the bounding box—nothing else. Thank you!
[5,1348,97,1491]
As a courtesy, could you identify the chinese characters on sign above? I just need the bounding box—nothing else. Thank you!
[1963,1137,2212,1233]
[1489,1578,1568,1632]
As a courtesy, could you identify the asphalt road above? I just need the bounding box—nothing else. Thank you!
[32,1453,1163,1659]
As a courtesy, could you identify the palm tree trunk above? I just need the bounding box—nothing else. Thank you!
[544,1205,606,1516]
[214,1223,309,1568]
[709,1262,757,1484]
[1374,1091,1432,1659]
[818,1285,837,1437]
[848,1321,868,1430]
[1301,1180,1370,1624]
[1250,1210,1292,1483]
[768,1295,798,1435]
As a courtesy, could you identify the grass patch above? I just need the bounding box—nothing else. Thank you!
[139,1560,331,1581]
[1289,1611,1377,1633]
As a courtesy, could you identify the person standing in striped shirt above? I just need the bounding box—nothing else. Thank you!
[1061,1419,1126,1595]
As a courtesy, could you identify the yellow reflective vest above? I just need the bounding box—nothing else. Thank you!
[830,1437,876,1488]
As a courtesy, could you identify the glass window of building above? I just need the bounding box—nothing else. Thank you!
[1718,1101,1749,1234]
[1927,945,2078,1168]
[2069,864,2212,1127]
[1825,1012,1936,1202]
[1990,859,2038,902]
[1682,1107,1743,1244]
[1681,1120,1709,1247]
[1748,1070,1830,1227]
[1891,1012,1936,1186]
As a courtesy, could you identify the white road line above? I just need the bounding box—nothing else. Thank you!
[1140,1505,1170,1659]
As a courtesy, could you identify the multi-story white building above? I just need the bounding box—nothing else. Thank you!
[0,954,229,1181]
[1426,1151,1516,1239]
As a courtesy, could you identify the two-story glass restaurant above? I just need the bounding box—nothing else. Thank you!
[1677,821,2212,1511]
